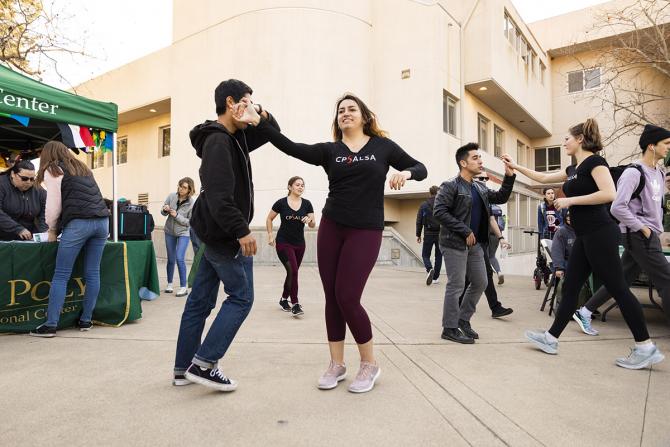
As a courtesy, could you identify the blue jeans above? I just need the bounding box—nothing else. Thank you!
[45,217,109,327]
[421,233,442,280]
[174,246,254,373]
[165,234,189,287]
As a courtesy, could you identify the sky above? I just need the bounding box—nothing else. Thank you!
[40,0,612,89]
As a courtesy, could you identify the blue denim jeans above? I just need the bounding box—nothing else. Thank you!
[174,246,254,373]
[45,217,109,327]
[165,233,189,287]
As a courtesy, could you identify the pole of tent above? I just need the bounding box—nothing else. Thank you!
[112,134,118,242]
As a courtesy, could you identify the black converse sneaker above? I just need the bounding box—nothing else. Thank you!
[77,320,93,331]
[184,363,237,392]
[279,298,291,312]
[29,324,56,338]
[291,303,304,317]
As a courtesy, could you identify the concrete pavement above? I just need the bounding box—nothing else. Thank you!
[1,262,669,446]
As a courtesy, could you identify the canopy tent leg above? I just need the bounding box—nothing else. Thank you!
[112,134,118,242]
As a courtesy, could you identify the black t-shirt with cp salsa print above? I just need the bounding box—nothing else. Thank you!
[563,154,615,236]
[272,197,314,245]
[256,120,427,229]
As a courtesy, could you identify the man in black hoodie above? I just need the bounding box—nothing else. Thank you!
[174,79,280,391]
[416,185,442,285]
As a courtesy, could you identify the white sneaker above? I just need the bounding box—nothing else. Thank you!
[164,284,174,293]
[432,279,440,284]
[176,287,188,297]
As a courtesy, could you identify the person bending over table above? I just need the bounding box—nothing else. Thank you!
[30,141,110,338]
[0,159,47,241]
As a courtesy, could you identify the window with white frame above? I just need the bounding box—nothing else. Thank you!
[516,140,526,166]
[478,114,490,152]
[442,91,457,136]
[117,137,128,165]
[540,61,546,84]
[535,146,561,172]
[494,125,504,158]
[160,126,171,157]
[568,67,601,93]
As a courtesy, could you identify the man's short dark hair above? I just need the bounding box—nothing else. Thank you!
[455,143,479,169]
[11,159,35,173]
[429,185,439,196]
[215,79,253,115]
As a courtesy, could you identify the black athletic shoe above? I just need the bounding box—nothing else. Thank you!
[441,328,474,344]
[279,299,291,312]
[426,268,434,286]
[77,320,93,331]
[184,363,237,392]
[458,319,479,339]
[292,303,304,317]
[29,324,56,338]
[491,306,514,318]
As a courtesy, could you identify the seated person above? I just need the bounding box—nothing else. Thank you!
[550,211,575,278]
[0,160,47,241]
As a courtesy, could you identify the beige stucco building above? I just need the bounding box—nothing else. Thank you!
[74,0,670,274]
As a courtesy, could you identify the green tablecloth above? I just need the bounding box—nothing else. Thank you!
[0,240,159,333]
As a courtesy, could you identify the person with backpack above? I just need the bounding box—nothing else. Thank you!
[537,187,567,240]
[573,124,670,335]
[416,185,442,285]
[503,118,664,369]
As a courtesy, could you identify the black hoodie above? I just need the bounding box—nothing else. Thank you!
[189,115,280,256]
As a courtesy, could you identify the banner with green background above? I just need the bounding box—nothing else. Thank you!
[0,241,158,333]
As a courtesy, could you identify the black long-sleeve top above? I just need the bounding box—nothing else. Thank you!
[0,174,47,240]
[257,120,427,229]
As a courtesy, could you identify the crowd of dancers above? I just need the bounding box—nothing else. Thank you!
[168,79,668,394]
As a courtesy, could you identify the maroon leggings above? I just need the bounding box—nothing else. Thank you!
[317,216,382,344]
[276,242,306,304]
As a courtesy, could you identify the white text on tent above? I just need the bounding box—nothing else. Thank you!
[0,88,59,115]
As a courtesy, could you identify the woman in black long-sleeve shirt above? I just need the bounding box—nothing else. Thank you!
[237,94,426,393]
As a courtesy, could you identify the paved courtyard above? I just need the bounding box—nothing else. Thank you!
[2,262,669,446]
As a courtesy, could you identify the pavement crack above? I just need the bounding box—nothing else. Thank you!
[639,366,653,447]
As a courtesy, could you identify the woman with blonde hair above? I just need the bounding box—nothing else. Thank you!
[503,119,663,369]
[30,141,110,337]
[161,177,196,297]
[237,93,427,392]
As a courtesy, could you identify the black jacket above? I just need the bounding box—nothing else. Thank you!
[60,165,109,229]
[416,196,440,237]
[189,115,280,256]
[433,174,516,250]
[0,174,47,240]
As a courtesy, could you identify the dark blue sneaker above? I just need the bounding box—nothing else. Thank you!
[29,324,56,338]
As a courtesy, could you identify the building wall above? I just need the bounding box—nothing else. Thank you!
[75,0,590,275]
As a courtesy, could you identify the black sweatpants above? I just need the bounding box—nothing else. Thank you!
[549,224,650,342]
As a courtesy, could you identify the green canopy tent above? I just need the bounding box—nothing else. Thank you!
[0,64,121,240]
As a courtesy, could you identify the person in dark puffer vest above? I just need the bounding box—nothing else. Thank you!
[30,141,110,338]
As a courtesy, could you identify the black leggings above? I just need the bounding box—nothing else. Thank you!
[549,224,650,342]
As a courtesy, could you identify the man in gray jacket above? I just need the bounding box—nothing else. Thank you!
[434,143,515,344]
